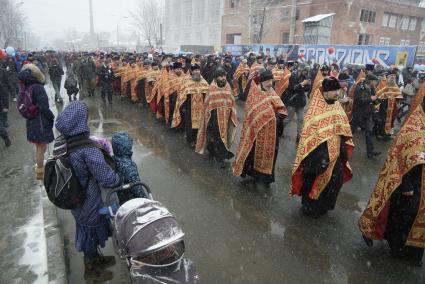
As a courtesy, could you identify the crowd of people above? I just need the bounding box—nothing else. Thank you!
[0,47,425,277]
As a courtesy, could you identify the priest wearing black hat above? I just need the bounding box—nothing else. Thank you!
[352,73,381,158]
[163,61,185,127]
[291,77,354,218]
[196,67,238,168]
[172,64,210,148]
[233,70,287,188]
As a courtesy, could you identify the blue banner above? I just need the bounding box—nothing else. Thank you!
[223,44,417,68]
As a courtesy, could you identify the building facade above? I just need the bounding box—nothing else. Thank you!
[221,0,425,46]
[162,0,425,51]
[163,0,225,51]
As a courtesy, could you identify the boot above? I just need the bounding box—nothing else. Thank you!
[84,258,113,282]
[35,166,44,181]
[94,248,116,269]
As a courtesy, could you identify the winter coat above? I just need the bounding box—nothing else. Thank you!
[352,81,375,122]
[112,132,146,203]
[18,64,54,144]
[284,72,311,108]
[0,67,9,110]
[55,101,120,253]
[80,59,96,80]
[64,75,79,94]
[48,64,64,81]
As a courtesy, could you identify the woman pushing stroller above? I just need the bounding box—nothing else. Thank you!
[55,101,146,281]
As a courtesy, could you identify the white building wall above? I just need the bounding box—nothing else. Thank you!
[163,0,224,51]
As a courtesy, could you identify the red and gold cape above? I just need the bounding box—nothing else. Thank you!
[161,73,185,124]
[233,63,249,96]
[172,78,209,129]
[145,69,162,104]
[232,82,287,177]
[376,77,402,134]
[195,82,238,154]
[358,99,425,247]
[346,70,366,121]
[291,89,354,199]
[273,67,291,98]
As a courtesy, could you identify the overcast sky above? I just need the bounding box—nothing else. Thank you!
[22,0,138,42]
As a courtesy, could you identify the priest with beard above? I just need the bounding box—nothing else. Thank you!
[233,70,287,188]
[163,62,185,127]
[172,64,210,148]
[291,77,355,218]
[196,67,238,168]
[359,88,425,267]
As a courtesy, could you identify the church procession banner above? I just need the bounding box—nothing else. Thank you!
[223,44,417,68]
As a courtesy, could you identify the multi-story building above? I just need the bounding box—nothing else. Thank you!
[163,0,425,49]
[222,0,425,46]
[162,0,225,51]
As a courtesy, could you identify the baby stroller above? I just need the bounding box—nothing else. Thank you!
[103,182,200,283]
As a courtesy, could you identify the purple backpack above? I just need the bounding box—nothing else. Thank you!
[17,85,38,119]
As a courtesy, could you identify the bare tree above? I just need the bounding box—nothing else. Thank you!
[0,0,25,48]
[129,0,162,48]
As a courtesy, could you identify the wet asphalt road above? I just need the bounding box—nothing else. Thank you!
[0,76,424,283]
[56,92,424,284]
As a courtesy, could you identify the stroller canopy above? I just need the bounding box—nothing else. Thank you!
[114,198,185,257]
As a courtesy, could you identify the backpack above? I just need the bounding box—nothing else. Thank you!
[17,85,38,119]
[44,135,115,210]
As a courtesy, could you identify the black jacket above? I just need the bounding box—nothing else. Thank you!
[49,65,64,81]
[352,81,375,121]
[0,67,9,110]
[283,72,311,108]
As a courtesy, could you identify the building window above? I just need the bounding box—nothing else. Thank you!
[226,33,242,44]
[409,18,417,31]
[360,9,376,23]
[419,42,425,54]
[388,14,398,28]
[401,16,409,30]
[282,32,289,44]
[230,0,235,8]
[382,13,390,27]
[379,37,391,46]
[281,7,290,21]
[358,34,373,45]
[400,40,410,46]
[296,8,300,20]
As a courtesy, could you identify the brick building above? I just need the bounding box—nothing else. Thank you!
[221,0,425,46]
[163,0,425,50]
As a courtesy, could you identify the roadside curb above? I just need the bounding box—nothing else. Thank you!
[42,189,68,284]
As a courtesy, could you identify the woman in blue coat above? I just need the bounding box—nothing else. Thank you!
[18,64,55,180]
[56,101,120,281]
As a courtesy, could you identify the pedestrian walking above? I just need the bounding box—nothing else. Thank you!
[17,64,55,180]
[48,58,64,103]
[55,101,120,281]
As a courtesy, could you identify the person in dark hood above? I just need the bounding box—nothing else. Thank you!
[55,101,120,281]
[111,132,147,204]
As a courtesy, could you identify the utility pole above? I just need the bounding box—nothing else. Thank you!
[117,24,119,47]
[89,0,95,45]
[248,0,252,44]
[289,0,296,44]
